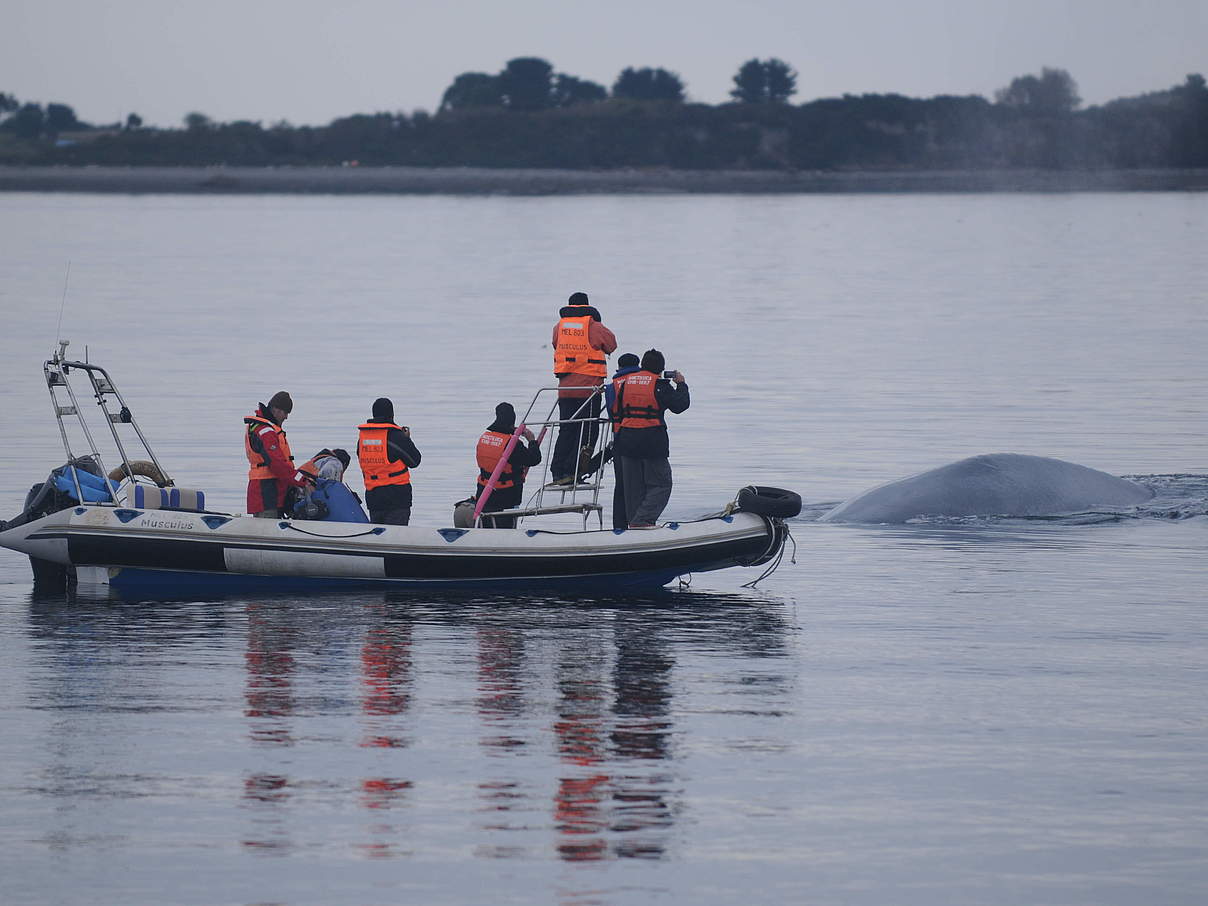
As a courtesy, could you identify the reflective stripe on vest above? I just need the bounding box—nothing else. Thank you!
[357,422,412,490]
[553,314,607,378]
[476,430,517,490]
[245,415,294,481]
[617,372,662,429]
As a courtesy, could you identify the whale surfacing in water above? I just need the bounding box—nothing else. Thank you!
[821,453,1153,524]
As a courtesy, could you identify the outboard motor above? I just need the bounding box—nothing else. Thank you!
[7,457,113,590]
[11,477,72,590]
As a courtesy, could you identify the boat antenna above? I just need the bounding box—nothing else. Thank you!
[54,261,72,345]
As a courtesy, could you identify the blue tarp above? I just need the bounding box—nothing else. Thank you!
[52,466,118,503]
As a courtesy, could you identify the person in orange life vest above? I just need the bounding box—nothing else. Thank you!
[474,402,543,528]
[356,397,421,526]
[614,349,690,528]
[604,353,641,530]
[297,448,351,483]
[551,291,617,486]
[245,390,312,518]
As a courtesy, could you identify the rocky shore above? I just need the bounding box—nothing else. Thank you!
[2,165,1207,195]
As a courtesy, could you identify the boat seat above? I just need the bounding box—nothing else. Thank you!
[125,483,206,512]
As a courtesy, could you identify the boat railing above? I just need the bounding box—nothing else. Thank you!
[473,383,612,529]
[43,339,172,505]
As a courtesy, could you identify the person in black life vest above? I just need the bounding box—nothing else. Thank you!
[356,397,421,525]
[245,390,312,518]
[550,291,617,486]
[604,353,642,530]
[614,349,690,528]
[474,402,542,528]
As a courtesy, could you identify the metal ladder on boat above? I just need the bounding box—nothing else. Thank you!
[474,384,611,529]
[44,339,173,504]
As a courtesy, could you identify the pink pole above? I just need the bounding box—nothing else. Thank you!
[472,423,526,524]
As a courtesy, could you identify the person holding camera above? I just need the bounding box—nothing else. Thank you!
[613,349,690,528]
[474,402,543,528]
[356,397,421,525]
[604,352,642,530]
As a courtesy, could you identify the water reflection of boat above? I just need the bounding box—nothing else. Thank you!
[23,588,791,862]
[1,344,798,593]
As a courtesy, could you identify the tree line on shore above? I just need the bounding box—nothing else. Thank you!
[2,61,1206,171]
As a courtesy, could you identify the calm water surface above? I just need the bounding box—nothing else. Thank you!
[1,191,1206,904]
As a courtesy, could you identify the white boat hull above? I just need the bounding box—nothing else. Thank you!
[1,505,785,592]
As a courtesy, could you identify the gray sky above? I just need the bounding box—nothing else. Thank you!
[4,0,1205,127]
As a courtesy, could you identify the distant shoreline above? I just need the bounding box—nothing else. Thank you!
[2,165,1208,196]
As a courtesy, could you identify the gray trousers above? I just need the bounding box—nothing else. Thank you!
[619,456,672,526]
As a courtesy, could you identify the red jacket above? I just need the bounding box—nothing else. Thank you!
[245,406,307,513]
[551,311,617,398]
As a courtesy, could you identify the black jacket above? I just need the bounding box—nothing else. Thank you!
[613,374,690,459]
[361,417,422,511]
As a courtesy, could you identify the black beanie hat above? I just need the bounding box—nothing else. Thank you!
[490,401,517,433]
[640,349,665,374]
[372,397,394,421]
[618,353,639,368]
[568,291,589,306]
[267,390,293,413]
[331,448,351,470]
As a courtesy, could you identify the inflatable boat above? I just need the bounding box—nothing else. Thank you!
[0,343,798,593]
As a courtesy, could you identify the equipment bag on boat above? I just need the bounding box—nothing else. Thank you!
[293,479,369,523]
[51,466,118,504]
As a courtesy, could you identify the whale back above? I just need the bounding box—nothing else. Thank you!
[820,453,1154,523]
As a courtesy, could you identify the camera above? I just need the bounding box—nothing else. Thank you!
[662,370,676,380]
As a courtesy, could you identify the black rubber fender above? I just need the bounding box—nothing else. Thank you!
[736,485,802,519]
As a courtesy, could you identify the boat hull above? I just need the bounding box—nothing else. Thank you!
[2,505,783,592]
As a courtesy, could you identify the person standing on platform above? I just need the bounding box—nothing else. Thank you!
[604,352,642,530]
[356,397,421,525]
[614,349,690,528]
[550,292,617,486]
[245,391,311,518]
[474,402,543,528]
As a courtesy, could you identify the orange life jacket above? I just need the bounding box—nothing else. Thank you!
[357,422,412,490]
[245,414,294,481]
[476,430,521,490]
[609,373,629,433]
[295,457,320,481]
[553,313,607,379]
[617,371,663,430]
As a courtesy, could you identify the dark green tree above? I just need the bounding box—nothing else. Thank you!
[995,67,1080,113]
[45,103,82,133]
[439,72,504,111]
[184,111,212,130]
[125,112,143,130]
[730,58,797,103]
[611,67,686,101]
[0,92,18,114]
[553,74,607,107]
[500,57,555,110]
[6,103,45,138]
[1179,73,1206,95]
[764,59,797,103]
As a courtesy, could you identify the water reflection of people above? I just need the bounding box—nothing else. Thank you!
[243,602,297,852]
[608,621,675,859]
[476,626,527,750]
[553,636,612,862]
[357,607,414,857]
[548,615,679,862]
[360,614,412,749]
